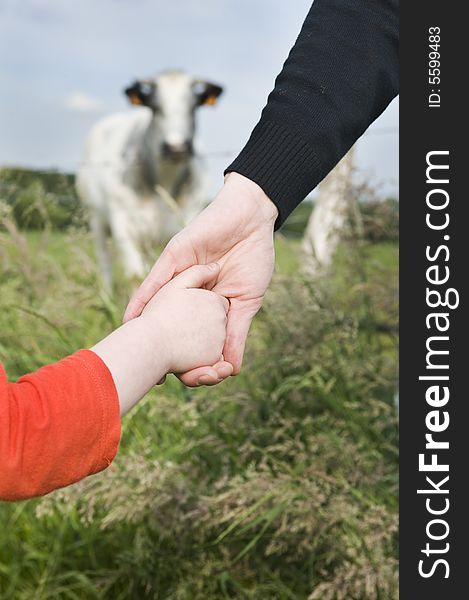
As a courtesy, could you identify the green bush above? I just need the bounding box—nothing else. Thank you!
[282,196,399,243]
[0,167,84,230]
[1,167,399,246]
[360,199,399,243]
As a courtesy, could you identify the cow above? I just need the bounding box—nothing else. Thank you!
[76,70,223,290]
[302,148,355,275]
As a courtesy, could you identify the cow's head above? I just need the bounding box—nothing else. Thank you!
[124,70,223,160]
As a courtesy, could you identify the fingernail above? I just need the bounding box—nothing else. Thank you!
[207,262,218,271]
[197,376,211,385]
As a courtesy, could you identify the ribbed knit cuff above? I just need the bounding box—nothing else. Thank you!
[225,120,322,229]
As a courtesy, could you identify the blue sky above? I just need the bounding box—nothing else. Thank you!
[0,0,398,197]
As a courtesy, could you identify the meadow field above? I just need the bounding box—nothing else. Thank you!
[0,185,398,599]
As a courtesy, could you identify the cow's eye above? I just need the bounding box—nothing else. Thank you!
[192,82,208,105]
[140,84,154,97]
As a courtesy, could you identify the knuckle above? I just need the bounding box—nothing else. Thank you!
[131,291,147,305]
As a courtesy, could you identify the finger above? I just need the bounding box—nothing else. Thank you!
[123,248,176,322]
[170,263,220,290]
[223,302,257,375]
[177,360,233,387]
[211,360,233,380]
[156,375,166,385]
[219,295,230,315]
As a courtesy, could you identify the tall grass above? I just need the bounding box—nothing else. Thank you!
[0,199,398,599]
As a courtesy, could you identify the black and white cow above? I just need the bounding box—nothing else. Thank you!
[76,70,223,288]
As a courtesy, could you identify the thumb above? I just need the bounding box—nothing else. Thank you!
[222,298,260,375]
[170,263,220,289]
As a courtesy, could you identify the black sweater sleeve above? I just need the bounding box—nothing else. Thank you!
[225,0,399,229]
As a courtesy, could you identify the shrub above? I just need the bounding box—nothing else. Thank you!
[0,167,84,230]
[361,199,399,243]
[282,195,399,243]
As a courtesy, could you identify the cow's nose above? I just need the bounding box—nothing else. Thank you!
[161,141,193,158]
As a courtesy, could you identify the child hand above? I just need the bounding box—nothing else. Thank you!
[141,263,229,374]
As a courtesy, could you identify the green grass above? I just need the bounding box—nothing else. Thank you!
[0,219,398,600]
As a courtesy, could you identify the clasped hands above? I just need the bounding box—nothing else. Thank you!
[124,172,278,387]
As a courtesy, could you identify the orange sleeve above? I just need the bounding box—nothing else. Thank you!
[0,350,120,502]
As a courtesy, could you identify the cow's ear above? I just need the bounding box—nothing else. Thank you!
[124,81,155,107]
[193,81,224,106]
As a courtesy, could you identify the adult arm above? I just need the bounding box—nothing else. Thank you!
[227,0,399,228]
[124,0,399,380]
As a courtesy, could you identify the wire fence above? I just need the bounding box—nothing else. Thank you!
[0,127,398,176]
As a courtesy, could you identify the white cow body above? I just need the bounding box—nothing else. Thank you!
[302,148,355,275]
[76,71,222,288]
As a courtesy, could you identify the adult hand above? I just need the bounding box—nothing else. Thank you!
[123,172,278,386]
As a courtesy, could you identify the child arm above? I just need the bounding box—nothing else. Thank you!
[0,264,228,501]
[0,350,120,501]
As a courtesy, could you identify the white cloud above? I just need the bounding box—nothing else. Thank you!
[63,91,104,113]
